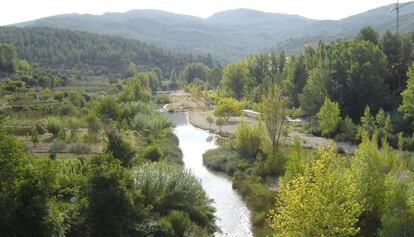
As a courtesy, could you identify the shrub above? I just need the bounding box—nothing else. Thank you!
[336,116,357,141]
[203,147,238,175]
[86,113,102,134]
[69,143,91,154]
[49,140,65,152]
[134,162,217,234]
[143,145,163,162]
[155,93,170,104]
[233,121,263,160]
[44,117,64,138]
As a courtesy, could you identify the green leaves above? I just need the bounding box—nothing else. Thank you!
[269,144,363,237]
[214,97,242,123]
[316,97,341,137]
[399,63,414,120]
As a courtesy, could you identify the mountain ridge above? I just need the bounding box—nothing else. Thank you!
[12,3,414,62]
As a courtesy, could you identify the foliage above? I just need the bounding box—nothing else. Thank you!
[95,96,121,120]
[220,62,248,99]
[316,97,341,137]
[357,26,379,45]
[143,144,163,162]
[379,174,414,237]
[183,63,209,84]
[399,63,414,120]
[203,147,239,174]
[106,131,136,167]
[214,97,242,123]
[0,26,203,76]
[0,132,57,235]
[44,117,65,138]
[234,121,263,160]
[86,154,142,236]
[260,85,286,148]
[69,143,92,155]
[134,162,217,234]
[269,144,363,237]
[0,43,18,72]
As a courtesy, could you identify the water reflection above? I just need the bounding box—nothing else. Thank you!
[164,112,253,237]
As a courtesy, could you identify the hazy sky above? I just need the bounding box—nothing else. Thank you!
[0,0,410,26]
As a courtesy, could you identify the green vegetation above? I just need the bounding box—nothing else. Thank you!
[15,6,414,61]
[200,27,414,237]
[0,41,217,236]
[0,27,212,78]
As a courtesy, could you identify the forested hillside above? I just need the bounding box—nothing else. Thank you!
[13,4,414,61]
[0,26,213,76]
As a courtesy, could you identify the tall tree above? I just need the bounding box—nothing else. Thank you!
[399,63,414,121]
[285,55,307,107]
[261,85,286,149]
[326,40,388,120]
[220,62,248,99]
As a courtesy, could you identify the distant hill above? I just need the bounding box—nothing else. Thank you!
[0,26,212,76]
[13,3,414,62]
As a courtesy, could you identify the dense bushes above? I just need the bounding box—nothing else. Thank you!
[134,162,218,235]
[203,147,239,174]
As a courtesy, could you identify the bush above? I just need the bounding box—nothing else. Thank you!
[202,147,238,175]
[49,140,65,157]
[233,121,263,160]
[336,116,357,141]
[403,135,414,151]
[44,117,64,138]
[155,93,170,104]
[69,143,91,154]
[4,126,32,135]
[143,145,163,162]
[134,162,217,234]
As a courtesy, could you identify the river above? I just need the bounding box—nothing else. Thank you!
[164,112,253,237]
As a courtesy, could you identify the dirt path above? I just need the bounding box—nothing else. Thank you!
[165,91,357,154]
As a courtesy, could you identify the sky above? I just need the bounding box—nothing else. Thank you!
[0,0,410,26]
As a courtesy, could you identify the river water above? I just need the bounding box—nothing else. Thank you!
[164,112,253,237]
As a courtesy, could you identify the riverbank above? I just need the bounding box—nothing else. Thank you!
[165,91,357,154]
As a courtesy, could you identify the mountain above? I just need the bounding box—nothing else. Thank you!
[0,26,212,76]
[13,4,414,62]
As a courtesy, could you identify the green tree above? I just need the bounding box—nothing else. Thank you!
[261,85,286,149]
[220,61,248,99]
[207,67,222,89]
[285,55,307,107]
[326,40,388,120]
[379,174,414,237]
[106,132,135,167]
[0,43,18,72]
[351,134,392,236]
[269,144,363,237]
[86,154,142,236]
[316,97,341,136]
[120,74,150,103]
[169,68,179,89]
[183,63,209,84]
[357,26,379,45]
[300,65,328,116]
[214,97,242,124]
[0,132,56,235]
[399,63,414,120]
[96,96,121,120]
